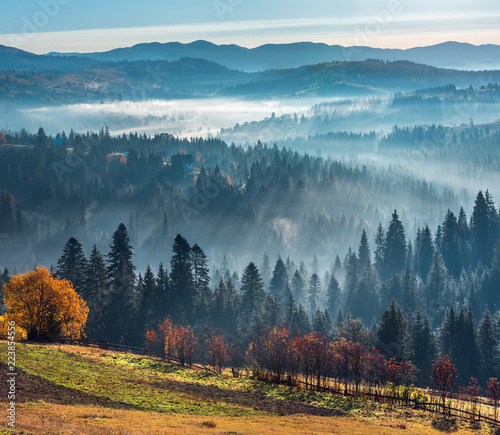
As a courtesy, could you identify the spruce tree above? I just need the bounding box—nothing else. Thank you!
[285,294,297,329]
[261,253,272,290]
[326,274,341,316]
[308,273,321,316]
[353,259,380,323]
[472,190,493,265]
[106,223,136,343]
[382,210,407,279]
[85,245,109,338]
[426,253,448,323]
[156,262,172,320]
[479,307,498,383]
[416,225,434,283]
[170,234,194,322]
[191,243,211,321]
[312,309,327,336]
[240,262,265,324]
[223,277,238,330]
[291,269,305,305]
[374,223,385,277]
[377,299,406,360]
[141,265,157,329]
[293,303,311,335]
[261,295,281,327]
[358,229,371,273]
[344,252,359,311]
[212,278,226,327]
[269,257,288,302]
[401,264,418,313]
[441,210,461,277]
[380,271,402,311]
[410,310,436,383]
[55,237,88,297]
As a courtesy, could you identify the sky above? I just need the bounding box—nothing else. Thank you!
[1,0,500,53]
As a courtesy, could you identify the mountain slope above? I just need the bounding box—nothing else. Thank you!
[47,40,500,72]
[0,342,470,434]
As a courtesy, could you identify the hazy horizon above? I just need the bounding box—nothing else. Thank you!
[2,0,500,53]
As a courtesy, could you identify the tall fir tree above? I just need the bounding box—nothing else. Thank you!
[374,223,385,277]
[353,258,380,323]
[261,253,272,291]
[170,234,194,322]
[380,271,402,311]
[106,223,136,343]
[54,237,88,297]
[308,273,321,316]
[472,190,494,265]
[291,269,306,305]
[401,264,418,313]
[416,225,434,283]
[358,229,371,273]
[191,243,212,321]
[156,262,172,320]
[382,210,407,279]
[269,257,288,303]
[326,274,341,316]
[140,265,158,330]
[441,209,461,277]
[426,253,448,324]
[240,262,265,325]
[85,245,109,338]
[377,299,406,360]
[479,307,498,383]
[409,310,436,383]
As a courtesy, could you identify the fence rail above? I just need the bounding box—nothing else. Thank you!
[60,338,500,426]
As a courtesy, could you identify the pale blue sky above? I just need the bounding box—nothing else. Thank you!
[2,0,500,53]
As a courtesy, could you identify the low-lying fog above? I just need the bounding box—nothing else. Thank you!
[3,93,500,201]
[5,98,325,137]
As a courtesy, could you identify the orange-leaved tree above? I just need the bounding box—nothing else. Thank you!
[3,267,88,340]
[487,378,500,420]
[431,354,457,410]
[145,329,157,353]
[205,331,231,374]
[172,325,195,366]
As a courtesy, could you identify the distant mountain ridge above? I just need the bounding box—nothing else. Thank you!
[46,40,500,72]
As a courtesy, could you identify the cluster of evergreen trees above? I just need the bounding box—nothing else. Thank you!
[35,187,500,387]
[0,127,457,273]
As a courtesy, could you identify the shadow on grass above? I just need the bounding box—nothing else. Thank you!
[147,377,346,417]
[431,416,459,433]
[0,363,140,411]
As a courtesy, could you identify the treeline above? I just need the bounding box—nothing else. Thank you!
[147,318,500,407]
[16,188,500,387]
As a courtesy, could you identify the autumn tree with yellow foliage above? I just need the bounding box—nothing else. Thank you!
[3,267,88,340]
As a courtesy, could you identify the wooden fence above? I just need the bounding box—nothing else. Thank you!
[60,338,500,426]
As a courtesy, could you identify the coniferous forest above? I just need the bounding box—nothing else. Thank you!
[2,123,500,391]
[6,2,500,433]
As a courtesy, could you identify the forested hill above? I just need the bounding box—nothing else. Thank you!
[47,40,500,71]
[0,127,459,272]
[1,126,500,391]
[2,49,500,104]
